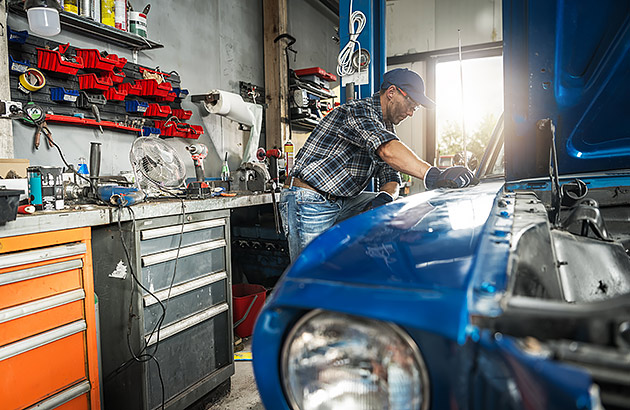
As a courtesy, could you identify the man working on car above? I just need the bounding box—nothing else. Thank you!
[280,68,476,260]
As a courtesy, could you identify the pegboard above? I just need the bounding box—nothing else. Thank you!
[7,32,187,133]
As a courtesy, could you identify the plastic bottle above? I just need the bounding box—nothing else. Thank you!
[114,0,127,31]
[77,156,89,186]
[221,152,230,181]
[101,0,115,27]
[284,139,294,176]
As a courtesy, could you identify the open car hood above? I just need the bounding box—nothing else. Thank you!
[504,1,630,181]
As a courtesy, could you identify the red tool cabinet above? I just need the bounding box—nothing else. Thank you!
[0,228,101,410]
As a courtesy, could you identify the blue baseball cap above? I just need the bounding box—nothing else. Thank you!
[381,68,436,109]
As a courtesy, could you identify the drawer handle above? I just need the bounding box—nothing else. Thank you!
[0,243,87,270]
[0,289,85,324]
[25,380,91,410]
[0,259,83,287]
[141,239,226,267]
[144,271,227,307]
[140,218,226,240]
[0,320,86,362]
[145,303,228,346]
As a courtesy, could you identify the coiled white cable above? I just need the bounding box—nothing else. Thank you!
[337,1,366,77]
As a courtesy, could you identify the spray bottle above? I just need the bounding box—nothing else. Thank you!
[284,139,294,176]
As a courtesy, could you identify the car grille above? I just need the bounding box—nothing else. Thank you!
[551,340,630,410]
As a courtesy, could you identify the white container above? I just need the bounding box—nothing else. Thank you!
[128,12,147,37]
[27,7,61,37]
[114,0,126,30]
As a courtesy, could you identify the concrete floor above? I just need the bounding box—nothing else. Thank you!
[207,338,265,410]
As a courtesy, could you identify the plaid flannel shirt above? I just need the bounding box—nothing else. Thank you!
[291,93,401,197]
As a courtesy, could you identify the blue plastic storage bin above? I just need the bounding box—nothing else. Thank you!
[125,100,149,113]
[50,87,80,103]
[9,56,29,74]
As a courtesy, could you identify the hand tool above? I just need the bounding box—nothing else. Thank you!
[91,104,104,133]
[185,144,212,198]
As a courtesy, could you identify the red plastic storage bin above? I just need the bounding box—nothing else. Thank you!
[104,87,128,101]
[135,79,172,98]
[155,120,203,139]
[143,103,172,118]
[113,56,127,70]
[75,49,115,71]
[78,73,113,91]
[172,109,192,120]
[36,44,84,75]
[156,91,177,102]
[117,82,142,95]
[232,284,266,338]
[107,70,126,84]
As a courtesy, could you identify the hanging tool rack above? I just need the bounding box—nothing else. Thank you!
[7,30,201,139]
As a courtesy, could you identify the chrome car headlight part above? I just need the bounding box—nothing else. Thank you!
[281,310,430,410]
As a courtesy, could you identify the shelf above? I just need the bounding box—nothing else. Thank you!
[9,4,163,51]
[290,78,336,100]
[291,117,319,131]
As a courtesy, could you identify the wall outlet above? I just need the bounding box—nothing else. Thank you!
[0,101,23,118]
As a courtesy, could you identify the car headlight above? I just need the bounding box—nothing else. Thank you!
[281,310,430,410]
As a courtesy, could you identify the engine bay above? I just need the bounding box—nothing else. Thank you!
[491,184,630,409]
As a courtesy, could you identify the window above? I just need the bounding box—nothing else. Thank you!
[435,56,503,171]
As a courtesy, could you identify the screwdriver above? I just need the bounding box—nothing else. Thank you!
[91,104,104,133]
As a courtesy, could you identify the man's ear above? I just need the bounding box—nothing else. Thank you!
[387,85,397,99]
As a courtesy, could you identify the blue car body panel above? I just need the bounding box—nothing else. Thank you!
[504,0,630,180]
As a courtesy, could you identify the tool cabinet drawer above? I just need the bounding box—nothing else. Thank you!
[143,271,228,334]
[0,228,100,410]
[141,241,227,292]
[20,380,91,410]
[145,307,231,410]
[139,218,227,255]
[0,289,85,346]
[0,321,88,410]
[0,259,84,310]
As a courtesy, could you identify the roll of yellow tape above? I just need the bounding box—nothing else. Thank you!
[18,68,46,92]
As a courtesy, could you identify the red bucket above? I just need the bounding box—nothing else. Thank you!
[232,284,266,338]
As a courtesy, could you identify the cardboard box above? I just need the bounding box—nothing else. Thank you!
[0,159,30,178]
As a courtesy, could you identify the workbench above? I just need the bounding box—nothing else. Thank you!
[0,193,275,410]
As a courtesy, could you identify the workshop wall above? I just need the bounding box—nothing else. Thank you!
[7,0,266,180]
[387,0,502,56]
[287,0,339,89]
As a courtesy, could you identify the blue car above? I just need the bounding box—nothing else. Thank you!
[252,1,630,409]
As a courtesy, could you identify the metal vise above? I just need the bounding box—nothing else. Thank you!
[232,162,273,193]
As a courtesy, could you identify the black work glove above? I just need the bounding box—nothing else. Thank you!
[363,191,394,211]
[424,166,479,190]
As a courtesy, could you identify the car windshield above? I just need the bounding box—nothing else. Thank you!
[475,113,505,179]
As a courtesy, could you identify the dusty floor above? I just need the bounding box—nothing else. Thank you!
[207,338,264,410]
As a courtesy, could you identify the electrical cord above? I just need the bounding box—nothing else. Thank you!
[336,0,366,77]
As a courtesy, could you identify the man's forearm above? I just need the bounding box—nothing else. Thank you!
[377,140,432,180]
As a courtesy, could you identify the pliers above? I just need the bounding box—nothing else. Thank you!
[34,121,53,149]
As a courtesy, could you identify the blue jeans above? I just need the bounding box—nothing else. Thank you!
[279,186,378,261]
